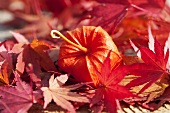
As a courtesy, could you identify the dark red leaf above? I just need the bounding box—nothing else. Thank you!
[104,89,117,112]
[84,2,129,34]
[10,38,57,85]
[0,74,42,113]
[127,37,169,94]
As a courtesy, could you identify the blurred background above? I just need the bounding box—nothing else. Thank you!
[0,0,170,45]
[0,0,89,41]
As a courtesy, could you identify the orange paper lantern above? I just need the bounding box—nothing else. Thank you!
[51,26,122,84]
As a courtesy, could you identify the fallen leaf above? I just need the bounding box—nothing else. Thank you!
[83,1,129,34]
[30,39,56,72]
[9,33,57,84]
[0,62,11,86]
[148,86,170,110]
[80,0,166,34]
[0,43,13,85]
[0,73,42,113]
[91,51,134,113]
[41,74,89,113]
[126,25,170,102]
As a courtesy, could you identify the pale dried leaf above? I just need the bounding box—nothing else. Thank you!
[164,33,170,70]
[41,75,89,112]
[148,25,155,52]
[10,31,29,44]
[130,40,141,58]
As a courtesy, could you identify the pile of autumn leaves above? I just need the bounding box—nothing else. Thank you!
[0,25,170,113]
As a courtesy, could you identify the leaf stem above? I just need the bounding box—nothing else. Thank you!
[51,30,88,53]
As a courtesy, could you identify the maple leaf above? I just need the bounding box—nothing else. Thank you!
[79,0,166,34]
[0,73,42,113]
[10,32,57,84]
[91,51,134,113]
[127,25,170,95]
[82,1,129,34]
[29,39,57,71]
[41,74,90,113]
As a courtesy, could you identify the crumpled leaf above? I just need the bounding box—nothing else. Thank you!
[0,43,13,85]
[146,86,170,110]
[41,74,90,113]
[30,39,56,72]
[127,25,170,102]
[57,26,122,84]
[91,51,135,113]
[0,73,42,113]
[130,76,169,103]
[0,61,11,86]
[10,32,57,84]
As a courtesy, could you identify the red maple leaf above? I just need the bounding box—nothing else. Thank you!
[127,26,170,94]
[0,72,42,113]
[91,51,134,113]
